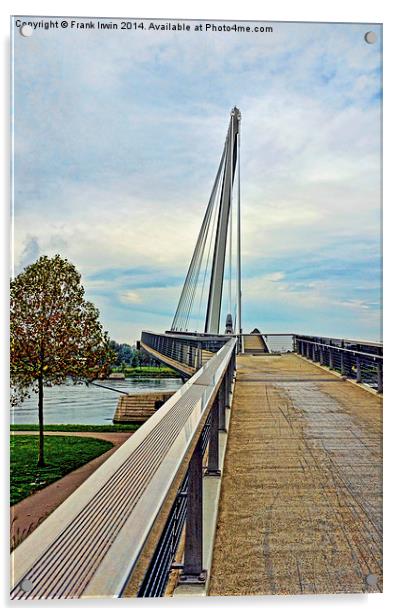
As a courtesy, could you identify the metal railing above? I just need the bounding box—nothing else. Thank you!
[137,417,213,597]
[260,334,294,353]
[141,330,231,370]
[11,337,236,600]
[294,335,383,393]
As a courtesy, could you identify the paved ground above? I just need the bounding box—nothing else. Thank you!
[209,354,382,596]
[11,431,133,548]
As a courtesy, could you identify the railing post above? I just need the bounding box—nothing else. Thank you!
[312,344,316,362]
[329,347,334,369]
[229,357,234,393]
[206,400,220,476]
[224,372,230,409]
[377,362,383,393]
[180,438,206,584]
[356,357,362,383]
[319,346,324,365]
[340,341,346,376]
[218,383,226,432]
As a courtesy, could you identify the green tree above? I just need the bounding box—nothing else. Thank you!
[109,340,134,367]
[10,255,115,467]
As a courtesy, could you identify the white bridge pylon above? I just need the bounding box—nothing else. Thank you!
[171,107,242,336]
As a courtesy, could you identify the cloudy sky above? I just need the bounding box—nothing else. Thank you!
[12,18,382,343]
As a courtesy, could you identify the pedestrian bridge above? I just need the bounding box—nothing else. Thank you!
[10,108,382,599]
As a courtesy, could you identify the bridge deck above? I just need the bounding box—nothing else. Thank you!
[209,353,382,596]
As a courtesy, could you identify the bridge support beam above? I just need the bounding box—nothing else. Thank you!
[205,108,240,334]
[180,438,206,584]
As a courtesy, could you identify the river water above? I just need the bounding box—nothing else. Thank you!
[10,377,183,425]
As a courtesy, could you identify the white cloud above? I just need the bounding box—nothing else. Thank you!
[120,290,143,305]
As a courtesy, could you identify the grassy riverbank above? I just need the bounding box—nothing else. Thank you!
[10,435,114,505]
[111,366,179,377]
[10,424,139,432]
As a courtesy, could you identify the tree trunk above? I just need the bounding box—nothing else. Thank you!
[37,374,45,467]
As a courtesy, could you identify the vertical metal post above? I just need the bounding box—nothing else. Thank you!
[377,362,383,393]
[181,439,206,583]
[340,351,345,375]
[312,344,316,362]
[224,372,230,409]
[320,347,324,365]
[218,383,226,432]
[340,342,346,376]
[206,400,220,476]
[356,356,362,383]
[329,348,334,369]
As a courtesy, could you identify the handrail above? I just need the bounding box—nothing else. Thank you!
[141,330,231,372]
[11,338,237,599]
[294,334,383,347]
[294,335,383,393]
[294,337,383,360]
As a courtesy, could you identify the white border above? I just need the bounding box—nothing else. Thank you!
[2,1,397,614]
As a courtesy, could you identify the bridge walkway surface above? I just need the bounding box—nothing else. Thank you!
[209,353,382,596]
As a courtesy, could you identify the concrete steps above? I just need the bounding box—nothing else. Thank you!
[113,391,176,424]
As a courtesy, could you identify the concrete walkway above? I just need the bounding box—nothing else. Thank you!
[209,354,382,596]
[11,431,133,548]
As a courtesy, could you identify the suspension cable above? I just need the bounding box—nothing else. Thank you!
[171,141,227,330]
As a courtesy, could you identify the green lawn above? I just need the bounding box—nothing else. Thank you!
[10,435,114,505]
[112,366,179,377]
[10,423,139,432]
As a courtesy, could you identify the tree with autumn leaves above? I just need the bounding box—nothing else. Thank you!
[10,255,115,467]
